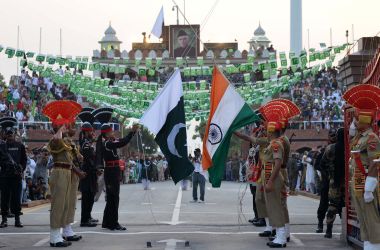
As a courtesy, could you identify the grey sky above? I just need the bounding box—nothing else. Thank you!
[1,0,379,81]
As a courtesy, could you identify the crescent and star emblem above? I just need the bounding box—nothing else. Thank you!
[167,123,186,158]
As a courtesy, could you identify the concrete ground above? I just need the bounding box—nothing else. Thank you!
[0,181,354,250]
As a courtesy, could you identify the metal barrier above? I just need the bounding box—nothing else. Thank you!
[17,121,120,131]
[287,120,344,130]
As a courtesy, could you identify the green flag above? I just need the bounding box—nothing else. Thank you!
[247,54,255,63]
[36,54,46,62]
[279,52,286,60]
[197,57,204,66]
[176,57,184,67]
[5,47,15,58]
[156,57,162,67]
[47,56,56,65]
[15,50,24,57]
[281,59,287,67]
[0,45,3,53]
[309,53,316,62]
[244,73,250,82]
[146,57,152,68]
[138,67,146,76]
[270,60,278,69]
[139,69,194,184]
[291,57,299,65]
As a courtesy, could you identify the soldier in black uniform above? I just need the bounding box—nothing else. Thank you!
[0,117,26,228]
[93,108,139,231]
[315,128,337,233]
[78,108,98,227]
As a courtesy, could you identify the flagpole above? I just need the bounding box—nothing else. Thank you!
[351,24,355,53]
[39,27,42,54]
[307,28,310,67]
[183,0,186,25]
[60,28,62,56]
[16,25,20,77]
[329,27,332,47]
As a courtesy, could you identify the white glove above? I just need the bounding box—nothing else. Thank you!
[364,176,378,203]
[364,191,374,203]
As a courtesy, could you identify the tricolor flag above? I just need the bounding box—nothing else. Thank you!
[140,69,194,184]
[150,6,164,39]
[202,66,259,187]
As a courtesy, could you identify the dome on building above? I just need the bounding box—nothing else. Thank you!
[105,25,116,35]
[99,23,122,44]
[253,22,266,36]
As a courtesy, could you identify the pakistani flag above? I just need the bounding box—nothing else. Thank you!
[140,69,194,184]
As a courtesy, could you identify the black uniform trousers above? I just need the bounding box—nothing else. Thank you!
[102,167,120,229]
[0,177,22,216]
[317,181,329,222]
[81,191,95,223]
[249,184,259,219]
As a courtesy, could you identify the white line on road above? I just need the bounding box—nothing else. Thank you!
[291,235,305,247]
[171,186,182,225]
[33,237,50,247]
[0,231,341,236]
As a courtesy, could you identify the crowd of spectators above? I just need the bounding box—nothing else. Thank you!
[0,68,77,123]
[288,67,345,130]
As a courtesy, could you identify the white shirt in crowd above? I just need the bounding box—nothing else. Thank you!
[32,77,38,86]
[193,156,202,172]
[12,90,20,100]
[16,111,24,121]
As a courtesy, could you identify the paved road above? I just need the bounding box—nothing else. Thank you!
[0,181,353,250]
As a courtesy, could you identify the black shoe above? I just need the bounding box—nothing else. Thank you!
[15,221,23,228]
[259,231,272,237]
[50,241,72,247]
[253,218,266,227]
[115,224,127,231]
[267,242,286,248]
[248,217,258,223]
[102,225,114,230]
[324,224,333,238]
[316,222,323,233]
[63,235,82,241]
[0,220,8,228]
[80,221,97,227]
[90,218,99,223]
[269,236,290,242]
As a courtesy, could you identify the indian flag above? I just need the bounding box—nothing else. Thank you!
[202,66,259,187]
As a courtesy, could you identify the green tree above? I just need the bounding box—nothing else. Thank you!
[121,126,158,156]
[0,73,5,85]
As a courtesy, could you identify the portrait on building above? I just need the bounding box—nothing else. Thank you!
[170,25,200,58]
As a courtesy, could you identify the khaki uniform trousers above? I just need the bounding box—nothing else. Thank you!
[350,185,380,244]
[67,173,80,224]
[49,168,72,229]
[280,168,290,224]
[255,182,268,218]
[264,173,286,228]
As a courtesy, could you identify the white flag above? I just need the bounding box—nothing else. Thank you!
[151,6,164,38]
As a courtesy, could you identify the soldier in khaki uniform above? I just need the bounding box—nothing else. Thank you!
[235,127,272,232]
[43,100,82,248]
[262,121,287,248]
[62,128,86,242]
[343,84,380,250]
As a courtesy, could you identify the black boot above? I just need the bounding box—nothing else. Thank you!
[253,218,266,227]
[0,216,7,228]
[324,224,332,238]
[316,220,323,233]
[15,216,23,228]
